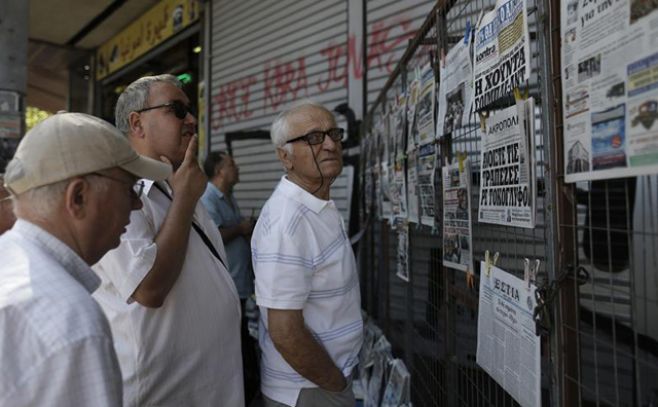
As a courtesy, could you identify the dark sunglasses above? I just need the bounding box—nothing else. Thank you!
[135,100,195,120]
[286,128,344,145]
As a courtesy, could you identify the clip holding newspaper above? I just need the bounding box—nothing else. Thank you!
[476,262,541,407]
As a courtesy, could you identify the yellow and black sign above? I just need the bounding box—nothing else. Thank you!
[96,0,200,80]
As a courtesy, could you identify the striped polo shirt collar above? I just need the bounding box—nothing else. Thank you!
[278,176,331,214]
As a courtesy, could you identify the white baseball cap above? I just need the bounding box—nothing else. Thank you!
[4,112,171,195]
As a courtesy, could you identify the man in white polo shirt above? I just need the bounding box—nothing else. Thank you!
[252,101,363,406]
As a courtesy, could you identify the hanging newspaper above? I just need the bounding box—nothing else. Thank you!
[396,222,409,282]
[473,0,531,112]
[478,98,536,228]
[406,150,420,224]
[436,35,474,138]
[560,0,658,182]
[391,160,408,220]
[417,62,436,145]
[418,143,437,227]
[442,158,473,272]
[407,77,420,152]
[477,263,541,407]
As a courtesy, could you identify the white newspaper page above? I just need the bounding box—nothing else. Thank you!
[442,159,473,272]
[407,150,420,224]
[436,37,474,138]
[477,263,541,407]
[407,78,420,152]
[561,0,658,182]
[473,0,531,112]
[478,98,536,228]
[417,63,436,145]
[392,160,408,220]
[418,143,437,227]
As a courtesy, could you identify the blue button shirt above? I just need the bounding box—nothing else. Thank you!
[201,183,254,299]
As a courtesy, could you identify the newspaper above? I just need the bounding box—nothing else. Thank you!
[407,150,420,224]
[392,161,408,220]
[381,359,411,407]
[407,78,420,152]
[396,222,409,282]
[418,143,437,227]
[473,0,531,112]
[436,36,474,137]
[561,0,658,182]
[442,158,473,272]
[476,263,541,407]
[417,63,436,145]
[478,98,536,228]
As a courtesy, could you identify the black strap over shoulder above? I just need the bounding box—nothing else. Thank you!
[152,182,227,270]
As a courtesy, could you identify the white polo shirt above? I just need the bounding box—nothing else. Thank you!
[92,180,244,407]
[252,176,363,406]
[0,220,122,407]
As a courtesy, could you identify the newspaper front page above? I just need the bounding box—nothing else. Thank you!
[407,150,420,223]
[396,223,409,282]
[561,0,658,182]
[417,63,436,145]
[436,36,474,138]
[476,263,541,407]
[473,0,531,112]
[442,159,473,272]
[418,143,437,227]
[478,98,536,228]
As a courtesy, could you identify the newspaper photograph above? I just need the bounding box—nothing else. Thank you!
[473,0,531,112]
[478,98,536,228]
[417,62,436,145]
[442,158,473,272]
[396,222,409,282]
[436,36,474,138]
[418,143,437,227]
[561,0,658,182]
[476,263,541,407]
[407,150,420,224]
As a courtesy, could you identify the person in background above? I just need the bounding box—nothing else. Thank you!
[0,112,170,406]
[251,100,363,407]
[92,74,244,407]
[201,151,259,403]
[0,175,15,234]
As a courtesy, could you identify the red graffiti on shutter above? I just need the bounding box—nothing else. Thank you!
[263,57,308,111]
[211,75,257,130]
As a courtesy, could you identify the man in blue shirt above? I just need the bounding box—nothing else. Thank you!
[201,151,258,402]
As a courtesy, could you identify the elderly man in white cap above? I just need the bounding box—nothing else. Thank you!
[0,112,171,407]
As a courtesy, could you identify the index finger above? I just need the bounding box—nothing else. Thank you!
[183,135,198,163]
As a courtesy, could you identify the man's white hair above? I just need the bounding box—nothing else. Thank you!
[115,74,182,135]
[6,159,111,220]
[270,99,334,153]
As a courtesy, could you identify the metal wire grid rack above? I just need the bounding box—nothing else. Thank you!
[358,0,658,405]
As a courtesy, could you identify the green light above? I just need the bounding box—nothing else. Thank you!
[193,46,202,54]
[177,73,193,84]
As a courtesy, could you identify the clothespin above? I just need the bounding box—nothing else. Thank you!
[478,111,489,131]
[484,250,500,277]
[524,258,541,290]
[440,47,446,69]
[513,81,530,102]
[457,152,467,173]
[466,267,475,289]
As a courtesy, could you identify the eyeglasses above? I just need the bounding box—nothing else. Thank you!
[286,128,345,145]
[89,172,145,199]
[135,100,195,120]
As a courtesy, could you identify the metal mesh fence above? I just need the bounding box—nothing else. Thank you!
[357,0,658,405]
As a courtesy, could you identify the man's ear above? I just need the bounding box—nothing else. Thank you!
[63,178,89,219]
[277,147,294,171]
[128,111,145,139]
